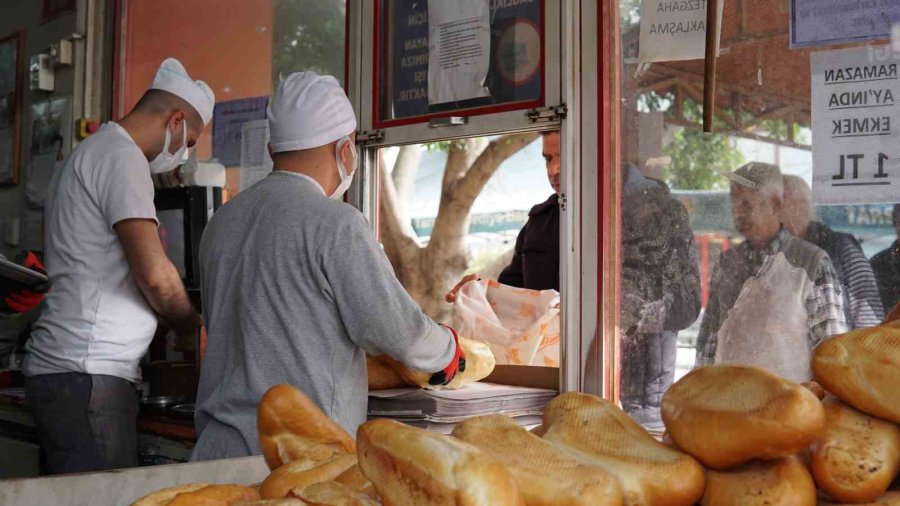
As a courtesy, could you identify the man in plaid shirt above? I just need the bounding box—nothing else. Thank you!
[696,162,847,382]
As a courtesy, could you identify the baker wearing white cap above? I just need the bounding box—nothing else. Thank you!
[25,58,214,474]
[191,72,464,461]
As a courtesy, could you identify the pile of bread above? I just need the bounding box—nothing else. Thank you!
[132,320,899,505]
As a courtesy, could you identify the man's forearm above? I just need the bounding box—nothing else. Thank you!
[138,262,201,336]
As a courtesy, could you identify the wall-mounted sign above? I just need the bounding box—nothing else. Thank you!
[382,0,541,122]
[811,46,900,205]
[212,96,268,168]
[638,0,723,63]
[791,0,900,49]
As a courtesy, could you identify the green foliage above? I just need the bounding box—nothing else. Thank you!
[620,0,642,27]
[272,0,346,88]
[664,127,745,190]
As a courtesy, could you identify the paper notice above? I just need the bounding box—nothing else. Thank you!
[239,119,273,192]
[427,0,491,105]
[811,46,900,205]
[638,0,723,64]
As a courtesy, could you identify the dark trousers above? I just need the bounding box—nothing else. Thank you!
[620,331,677,429]
[25,372,139,475]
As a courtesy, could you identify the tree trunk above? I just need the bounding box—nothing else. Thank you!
[379,132,541,322]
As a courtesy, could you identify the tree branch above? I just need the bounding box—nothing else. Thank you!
[391,145,420,221]
[378,153,421,273]
[441,138,488,194]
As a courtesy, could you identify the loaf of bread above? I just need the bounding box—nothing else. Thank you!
[801,381,826,400]
[357,418,524,506]
[333,464,371,490]
[291,482,381,506]
[452,414,623,506]
[818,490,900,505]
[258,384,356,470]
[366,355,406,390]
[811,397,900,504]
[541,392,705,506]
[661,364,825,469]
[260,454,358,499]
[235,500,308,505]
[812,322,900,423]
[132,484,260,506]
[379,336,496,390]
[700,456,816,506]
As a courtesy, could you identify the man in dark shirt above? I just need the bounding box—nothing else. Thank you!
[870,204,900,313]
[446,130,561,298]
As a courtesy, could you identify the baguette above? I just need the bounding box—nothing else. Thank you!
[367,356,406,390]
[132,484,260,506]
[661,365,825,469]
[258,384,356,470]
[379,337,496,390]
[333,464,371,490]
[812,322,900,423]
[260,454,358,500]
[357,418,524,506]
[541,392,704,506]
[291,482,381,506]
[700,456,816,506]
[811,397,900,503]
[452,414,623,506]
[818,490,900,505]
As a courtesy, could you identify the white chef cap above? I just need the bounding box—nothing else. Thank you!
[267,72,357,153]
[150,58,215,126]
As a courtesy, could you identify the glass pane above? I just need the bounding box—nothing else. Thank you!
[376,131,561,368]
[376,0,543,123]
[121,0,346,196]
[616,1,894,431]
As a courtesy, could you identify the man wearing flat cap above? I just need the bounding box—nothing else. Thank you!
[191,72,465,461]
[25,58,214,474]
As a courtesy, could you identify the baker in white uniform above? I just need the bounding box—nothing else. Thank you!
[25,58,213,474]
[696,162,848,382]
[191,72,465,461]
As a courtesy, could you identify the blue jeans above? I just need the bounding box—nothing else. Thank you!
[25,372,139,474]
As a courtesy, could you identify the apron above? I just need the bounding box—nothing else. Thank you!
[716,252,814,382]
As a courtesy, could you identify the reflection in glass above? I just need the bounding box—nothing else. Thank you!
[378,132,561,367]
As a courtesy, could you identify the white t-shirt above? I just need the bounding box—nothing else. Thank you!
[25,122,159,383]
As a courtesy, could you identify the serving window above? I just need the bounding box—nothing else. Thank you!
[610,0,899,431]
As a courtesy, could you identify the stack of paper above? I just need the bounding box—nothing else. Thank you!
[368,382,557,434]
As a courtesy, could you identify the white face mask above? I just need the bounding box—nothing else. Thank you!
[149,119,189,174]
[330,135,357,200]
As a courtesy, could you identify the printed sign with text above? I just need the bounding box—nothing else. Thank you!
[811,46,900,205]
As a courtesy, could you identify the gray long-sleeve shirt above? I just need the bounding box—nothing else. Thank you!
[190,171,454,461]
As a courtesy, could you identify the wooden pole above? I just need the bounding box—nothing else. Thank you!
[703,0,720,132]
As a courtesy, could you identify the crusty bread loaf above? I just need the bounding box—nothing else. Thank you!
[811,397,900,503]
[700,456,816,506]
[541,392,705,506]
[235,500,308,505]
[801,381,826,400]
[131,484,211,506]
[818,490,900,505]
[333,464,371,490]
[812,322,900,423]
[291,482,381,506]
[367,356,406,390]
[131,484,260,506]
[258,384,356,470]
[260,454,358,500]
[380,337,496,390]
[452,414,624,506]
[357,418,524,506]
[661,365,825,469]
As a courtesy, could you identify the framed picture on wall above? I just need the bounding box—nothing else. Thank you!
[42,0,77,24]
[0,31,24,186]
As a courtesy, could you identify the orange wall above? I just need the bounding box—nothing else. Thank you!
[123,0,273,160]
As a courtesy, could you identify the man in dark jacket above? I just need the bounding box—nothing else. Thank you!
[446,130,560,297]
[619,163,700,430]
[870,204,900,313]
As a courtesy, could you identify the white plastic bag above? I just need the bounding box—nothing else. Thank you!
[451,279,560,367]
